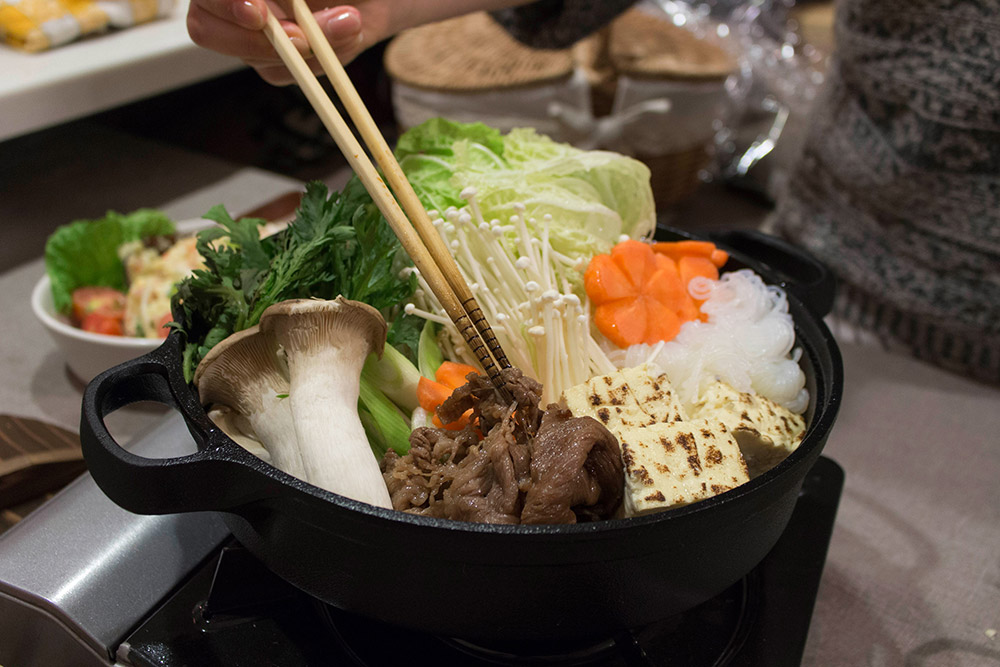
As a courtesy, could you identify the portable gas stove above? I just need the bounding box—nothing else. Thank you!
[0,415,842,667]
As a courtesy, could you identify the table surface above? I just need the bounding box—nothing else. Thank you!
[1,122,998,666]
[0,0,242,142]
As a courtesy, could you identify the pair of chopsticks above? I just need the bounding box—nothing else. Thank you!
[261,2,513,396]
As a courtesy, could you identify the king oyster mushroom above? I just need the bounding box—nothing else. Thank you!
[259,297,391,509]
[195,324,305,479]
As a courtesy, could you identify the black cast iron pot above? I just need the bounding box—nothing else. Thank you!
[80,226,843,643]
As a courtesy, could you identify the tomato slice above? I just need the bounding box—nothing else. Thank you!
[156,312,173,338]
[80,312,124,336]
[71,287,126,324]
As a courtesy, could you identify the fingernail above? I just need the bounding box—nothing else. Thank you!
[233,0,264,30]
[289,34,311,56]
[324,10,361,42]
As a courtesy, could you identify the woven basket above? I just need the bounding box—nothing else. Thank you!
[608,8,733,207]
[608,8,734,81]
[384,12,575,92]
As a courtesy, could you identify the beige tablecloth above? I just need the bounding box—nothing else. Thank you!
[1,121,997,666]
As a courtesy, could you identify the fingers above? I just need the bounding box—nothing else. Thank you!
[250,8,363,85]
[188,0,364,86]
[188,0,302,60]
[316,7,365,59]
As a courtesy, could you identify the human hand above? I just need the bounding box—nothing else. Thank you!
[187,0,532,86]
[187,0,373,85]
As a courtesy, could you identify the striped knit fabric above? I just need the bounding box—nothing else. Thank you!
[492,0,637,49]
[771,0,1000,384]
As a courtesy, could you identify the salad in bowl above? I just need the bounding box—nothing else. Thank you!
[34,211,215,381]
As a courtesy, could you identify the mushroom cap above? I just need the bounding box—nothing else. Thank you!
[194,324,289,412]
[258,296,388,360]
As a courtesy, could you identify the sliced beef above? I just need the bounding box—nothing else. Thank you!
[383,369,624,525]
[436,367,544,436]
[381,425,479,516]
[521,406,624,525]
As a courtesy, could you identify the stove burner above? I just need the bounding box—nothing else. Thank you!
[121,457,843,667]
[319,570,760,667]
[320,602,627,666]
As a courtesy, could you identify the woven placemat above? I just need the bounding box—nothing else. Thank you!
[384,12,575,91]
[609,8,734,81]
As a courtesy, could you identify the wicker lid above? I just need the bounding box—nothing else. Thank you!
[384,12,575,91]
[609,8,734,81]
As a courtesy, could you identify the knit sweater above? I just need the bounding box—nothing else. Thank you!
[771,0,1000,384]
[492,0,637,49]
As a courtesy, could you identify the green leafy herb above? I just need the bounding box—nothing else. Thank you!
[44,209,175,314]
[386,313,423,364]
[173,178,417,382]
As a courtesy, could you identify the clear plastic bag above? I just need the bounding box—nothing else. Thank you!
[704,0,830,199]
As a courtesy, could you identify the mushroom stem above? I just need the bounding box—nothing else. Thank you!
[261,297,391,508]
[195,325,305,479]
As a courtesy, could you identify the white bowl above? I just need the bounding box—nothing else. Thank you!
[30,219,221,383]
[32,274,164,383]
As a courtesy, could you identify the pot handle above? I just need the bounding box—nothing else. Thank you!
[80,343,266,515]
[709,229,838,320]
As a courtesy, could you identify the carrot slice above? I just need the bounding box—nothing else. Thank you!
[678,294,701,322]
[594,299,648,349]
[587,239,726,348]
[652,240,717,261]
[640,299,681,345]
[432,409,473,431]
[584,254,635,303]
[417,376,453,413]
[653,252,677,273]
[435,361,479,389]
[709,248,729,268]
[678,255,719,285]
[611,240,656,289]
[646,266,688,312]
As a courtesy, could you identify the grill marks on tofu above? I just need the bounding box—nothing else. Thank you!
[619,365,687,424]
[561,365,757,517]
[617,420,749,516]
[562,364,687,434]
[691,382,806,478]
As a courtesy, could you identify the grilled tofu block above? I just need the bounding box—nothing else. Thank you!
[619,365,687,424]
[618,419,750,516]
[691,381,806,477]
[561,364,687,433]
[561,368,657,433]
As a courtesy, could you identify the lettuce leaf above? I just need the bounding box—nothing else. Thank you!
[44,209,175,314]
[395,118,505,214]
[395,119,656,258]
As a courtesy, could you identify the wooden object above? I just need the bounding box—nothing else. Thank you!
[0,415,86,511]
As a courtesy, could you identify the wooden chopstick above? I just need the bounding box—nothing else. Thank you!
[260,10,513,396]
[286,0,512,375]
